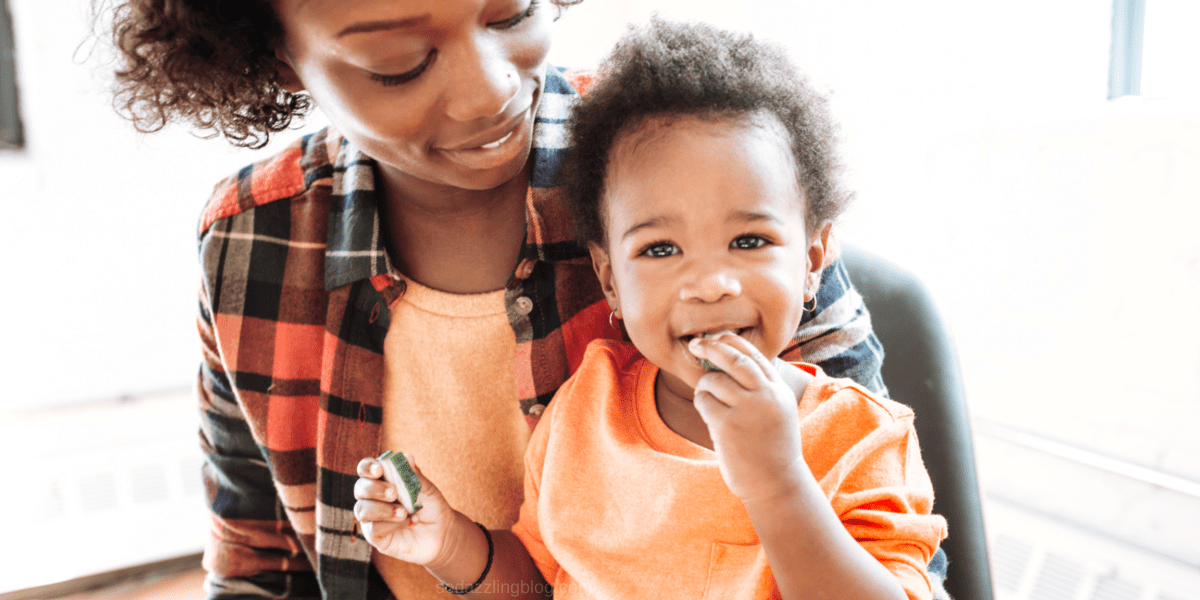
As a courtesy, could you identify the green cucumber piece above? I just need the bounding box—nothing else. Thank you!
[378,450,423,513]
[698,330,735,372]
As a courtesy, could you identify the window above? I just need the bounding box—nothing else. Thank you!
[0,0,21,149]
[1108,0,1145,99]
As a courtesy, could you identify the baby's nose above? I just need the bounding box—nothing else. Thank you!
[680,269,742,303]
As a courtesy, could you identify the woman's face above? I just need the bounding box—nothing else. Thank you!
[272,0,553,192]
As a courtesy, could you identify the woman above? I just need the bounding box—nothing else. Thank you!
[106,1,915,598]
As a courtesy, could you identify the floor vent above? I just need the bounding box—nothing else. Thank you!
[987,502,1200,600]
[1029,553,1085,600]
[995,535,1035,592]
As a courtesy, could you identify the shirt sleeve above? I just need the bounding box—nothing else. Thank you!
[510,390,565,585]
[803,387,949,600]
[197,276,320,600]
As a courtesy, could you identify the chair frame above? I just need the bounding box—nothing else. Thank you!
[842,245,995,600]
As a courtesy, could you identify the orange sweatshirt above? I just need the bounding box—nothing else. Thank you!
[512,339,947,600]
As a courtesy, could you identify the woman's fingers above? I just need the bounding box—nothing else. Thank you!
[355,497,409,523]
[357,457,383,479]
[355,473,396,503]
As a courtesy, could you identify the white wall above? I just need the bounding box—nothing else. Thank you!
[1,0,327,410]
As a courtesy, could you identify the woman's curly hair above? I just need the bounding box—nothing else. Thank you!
[560,17,852,246]
[104,0,583,149]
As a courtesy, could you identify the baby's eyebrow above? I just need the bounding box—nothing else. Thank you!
[730,209,783,224]
[619,209,784,241]
[620,216,676,241]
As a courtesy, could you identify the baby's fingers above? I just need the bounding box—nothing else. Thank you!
[689,335,774,389]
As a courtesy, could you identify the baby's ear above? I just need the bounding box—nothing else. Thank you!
[588,242,620,314]
[806,222,834,295]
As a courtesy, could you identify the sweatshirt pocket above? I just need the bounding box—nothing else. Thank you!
[700,541,779,600]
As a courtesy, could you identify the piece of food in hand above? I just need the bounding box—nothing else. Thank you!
[697,330,736,372]
[378,450,423,513]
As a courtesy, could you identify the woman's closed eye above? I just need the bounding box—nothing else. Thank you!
[730,235,770,250]
[367,0,539,87]
[370,50,437,87]
[489,0,540,30]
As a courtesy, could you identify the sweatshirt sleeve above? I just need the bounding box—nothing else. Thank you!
[802,384,949,600]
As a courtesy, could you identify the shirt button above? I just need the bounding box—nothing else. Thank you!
[528,404,546,418]
[515,259,537,279]
[514,296,533,315]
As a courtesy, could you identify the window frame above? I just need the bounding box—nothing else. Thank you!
[1,0,22,149]
[1108,0,1146,99]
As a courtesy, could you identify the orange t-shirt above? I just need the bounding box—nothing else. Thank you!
[512,339,947,600]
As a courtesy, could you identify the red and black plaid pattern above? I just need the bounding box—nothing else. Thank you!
[196,66,888,600]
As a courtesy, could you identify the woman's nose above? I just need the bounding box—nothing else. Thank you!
[680,268,742,303]
[444,35,521,122]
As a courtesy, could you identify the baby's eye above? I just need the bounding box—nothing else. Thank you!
[642,243,680,258]
[730,235,768,250]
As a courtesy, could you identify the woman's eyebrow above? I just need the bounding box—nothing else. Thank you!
[337,15,431,37]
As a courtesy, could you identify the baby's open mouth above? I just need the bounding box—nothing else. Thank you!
[681,328,748,343]
[683,329,750,372]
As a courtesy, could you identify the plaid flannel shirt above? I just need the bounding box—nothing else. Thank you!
[196,66,888,600]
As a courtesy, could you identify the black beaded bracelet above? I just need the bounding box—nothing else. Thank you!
[439,522,494,595]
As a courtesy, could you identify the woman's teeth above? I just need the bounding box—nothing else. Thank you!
[479,131,514,149]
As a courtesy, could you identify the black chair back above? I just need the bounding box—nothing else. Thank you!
[842,245,995,600]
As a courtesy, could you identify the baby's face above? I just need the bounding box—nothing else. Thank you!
[591,115,822,394]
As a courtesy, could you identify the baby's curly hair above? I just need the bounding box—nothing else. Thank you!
[560,18,852,246]
[103,0,583,149]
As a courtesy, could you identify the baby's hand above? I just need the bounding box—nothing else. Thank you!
[688,334,809,504]
[354,454,460,566]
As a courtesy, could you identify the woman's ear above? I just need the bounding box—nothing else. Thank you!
[805,222,833,300]
[588,241,621,317]
[274,48,306,94]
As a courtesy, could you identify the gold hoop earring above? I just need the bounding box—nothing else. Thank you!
[609,309,622,331]
[803,296,817,313]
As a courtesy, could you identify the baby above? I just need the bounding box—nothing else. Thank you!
[354,18,947,600]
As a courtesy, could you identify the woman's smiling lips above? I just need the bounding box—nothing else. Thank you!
[439,105,534,170]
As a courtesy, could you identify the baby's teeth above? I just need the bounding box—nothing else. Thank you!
[479,131,513,149]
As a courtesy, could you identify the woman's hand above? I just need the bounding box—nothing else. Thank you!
[687,333,811,504]
[354,455,465,568]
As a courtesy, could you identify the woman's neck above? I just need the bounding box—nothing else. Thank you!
[378,164,531,294]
